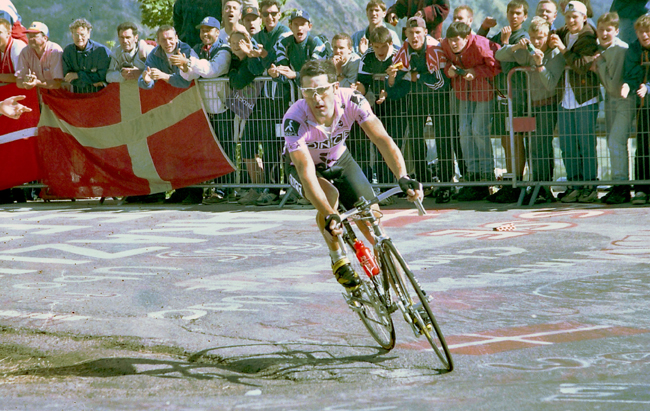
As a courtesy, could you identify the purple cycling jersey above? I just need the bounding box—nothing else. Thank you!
[283,88,375,167]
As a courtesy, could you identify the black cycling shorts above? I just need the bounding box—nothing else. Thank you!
[286,149,376,210]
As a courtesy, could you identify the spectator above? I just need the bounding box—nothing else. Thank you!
[332,33,360,88]
[107,22,154,83]
[622,14,650,205]
[270,10,329,86]
[441,22,501,201]
[62,19,111,93]
[15,22,63,90]
[452,5,475,30]
[355,26,406,192]
[0,17,26,83]
[218,0,243,45]
[242,6,262,36]
[610,0,649,46]
[596,12,634,204]
[495,16,565,203]
[549,1,600,203]
[485,0,530,204]
[386,0,450,40]
[536,0,559,30]
[352,0,401,55]
[389,17,455,201]
[559,0,594,26]
[251,0,291,68]
[173,0,223,49]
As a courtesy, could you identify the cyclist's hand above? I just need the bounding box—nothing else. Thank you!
[324,213,343,237]
[398,176,424,202]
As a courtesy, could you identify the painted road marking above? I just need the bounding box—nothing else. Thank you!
[0,310,88,322]
[381,209,447,228]
[397,322,650,354]
[546,383,650,404]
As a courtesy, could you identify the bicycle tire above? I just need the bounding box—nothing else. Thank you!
[342,241,396,350]
[380,240,454,371]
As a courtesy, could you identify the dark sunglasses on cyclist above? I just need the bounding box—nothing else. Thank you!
[262,11,280,17]
[300,83,336,98]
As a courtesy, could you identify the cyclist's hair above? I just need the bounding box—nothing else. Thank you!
[635,14,650,31]
[69,18,93,32]
[366,0,387,12]
[156,24,176,38]
[536,0,558,12]
[453,5,474,17]
[529,16,550,34]
[300,59,337,85]
[369,26,393,44]
[597,12,620,30]
[259,0,281,11]
[507,0,529,15]
[332,32,352,49]
[446,21,471,39]
[117,22,138,35]
[0,18,10,31]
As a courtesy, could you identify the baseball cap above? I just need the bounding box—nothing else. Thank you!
[243,7,260,18]
[289,10,311,23]
[564,1,587,16]
[25,21,49,37]
[406,16,426,28]
[196,16,220,30]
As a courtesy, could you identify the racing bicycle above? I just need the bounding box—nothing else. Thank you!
[337,186,454,372]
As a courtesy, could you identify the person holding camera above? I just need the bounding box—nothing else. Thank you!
[107,22,154,83]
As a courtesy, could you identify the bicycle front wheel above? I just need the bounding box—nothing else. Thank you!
[343,242,395,350]
[380,240,454,371]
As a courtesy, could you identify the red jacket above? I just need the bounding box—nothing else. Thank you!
[386,0,449,40]
[441,34,501,102]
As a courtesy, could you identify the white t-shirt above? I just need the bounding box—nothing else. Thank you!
[561,32,598,109]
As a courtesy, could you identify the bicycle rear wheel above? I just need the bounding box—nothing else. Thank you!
[342,241,395,350]
[380,240,454,371]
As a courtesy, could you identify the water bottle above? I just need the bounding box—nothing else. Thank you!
[353,239,380,277]
[526,42,536,56]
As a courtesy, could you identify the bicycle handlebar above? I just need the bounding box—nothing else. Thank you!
[339,186,426,221]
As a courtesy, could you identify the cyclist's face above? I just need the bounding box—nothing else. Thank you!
[301,74,338,124]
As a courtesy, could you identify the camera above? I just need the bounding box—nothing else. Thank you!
[455,67,467,76]
[526,43,536,56]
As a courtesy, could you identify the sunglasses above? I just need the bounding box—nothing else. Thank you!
[300,83,336,98]
[262,11,280,17]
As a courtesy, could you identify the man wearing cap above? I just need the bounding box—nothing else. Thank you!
[107,22,154,83]
[271,10,329,85]
[15,22,63,89]
[62,18,111,93]
[170,16,231,80]
[242,6,262,36]
[0,17,26,83]
[548,0,600,203]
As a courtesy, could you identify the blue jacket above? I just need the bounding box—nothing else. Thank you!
[138,41,198,89]
[62,39,111,93]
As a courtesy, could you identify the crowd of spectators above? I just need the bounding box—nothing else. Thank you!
[2,0,650,206]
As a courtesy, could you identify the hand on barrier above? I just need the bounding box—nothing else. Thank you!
[638,84,648,99]
[64,72,79,83]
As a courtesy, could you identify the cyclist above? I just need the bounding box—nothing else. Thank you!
[283,59,423,291]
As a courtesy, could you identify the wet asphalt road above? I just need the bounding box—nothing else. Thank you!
[0,198,649,410]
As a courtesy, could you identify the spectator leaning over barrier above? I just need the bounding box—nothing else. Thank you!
[386,0,450,41]
[549,1,600,203]
[352,0,401,55]
[595,12,634,205]
[622,14,650,206]
[355,26,406,194]
[495,16,565,204]
[218,0,243,45]
[270,10,329,88]
[388,16,455,203]
[173,0,223,49]
[16,22,63,90]
[332,33,361,89]
[610,0,649,47]
[0,17,26,83]
[107,22,154,84]
[480,0,530,204]
[62,18,111,93]
[242,6,262,37]
[441,22,501,202]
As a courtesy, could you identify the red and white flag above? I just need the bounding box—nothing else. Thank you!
[0,84,41,191]
[37,81,234,198]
